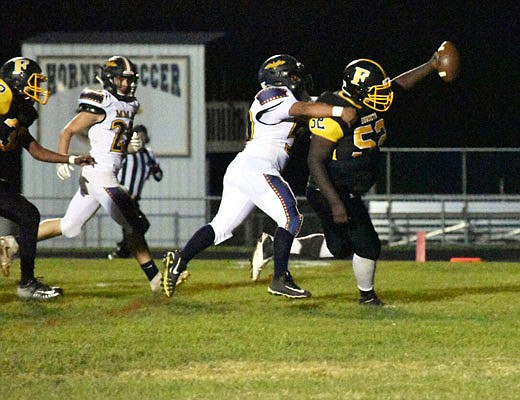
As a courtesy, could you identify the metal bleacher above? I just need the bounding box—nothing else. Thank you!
[368,195,520,246]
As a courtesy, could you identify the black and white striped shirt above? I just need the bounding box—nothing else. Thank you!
[118,148,159,200]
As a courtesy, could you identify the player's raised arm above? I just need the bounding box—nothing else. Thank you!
[392,41,460,90]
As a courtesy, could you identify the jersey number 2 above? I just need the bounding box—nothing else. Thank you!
[110,119,128,153]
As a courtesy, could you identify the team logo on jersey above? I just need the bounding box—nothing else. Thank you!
[349,67,371,86]
[264,59,286,70]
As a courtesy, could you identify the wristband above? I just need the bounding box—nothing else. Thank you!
[68,155,77,165]
[332,106,344,117]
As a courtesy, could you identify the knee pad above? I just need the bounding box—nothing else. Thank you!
[127,209,150,235]
[208,220,233,245]
[60,217,82,238]
[354,237,381,261]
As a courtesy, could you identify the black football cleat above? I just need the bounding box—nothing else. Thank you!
[268,271,311,299]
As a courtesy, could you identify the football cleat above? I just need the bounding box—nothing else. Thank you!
[151,270,190,293]
[250,232,273,281]
[268,271,311,299]
[358,292,385,306]
[0,235,19,277]
[17,278,63,301]
[162,250,187,297]
[176,270,190,286]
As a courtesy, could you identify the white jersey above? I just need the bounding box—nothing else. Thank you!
[58,88,142,238]
[242,85,299,172]
[208,85,304,245]
[79,88,139,173]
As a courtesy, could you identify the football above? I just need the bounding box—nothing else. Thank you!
[436,41,460,82]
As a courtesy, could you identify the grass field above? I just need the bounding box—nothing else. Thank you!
[1,257,519,399]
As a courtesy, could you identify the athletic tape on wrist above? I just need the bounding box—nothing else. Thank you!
[332,106,344,117]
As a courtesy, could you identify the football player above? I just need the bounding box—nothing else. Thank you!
[306,50,444,305]
[0,56,95,300]
[162,54,356,299]
[36,56,164,293]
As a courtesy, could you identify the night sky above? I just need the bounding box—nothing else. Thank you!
[1,1,517,148]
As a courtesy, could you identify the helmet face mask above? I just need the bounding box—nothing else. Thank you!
[258,54,313,100]
[0,57,50,105]
[99,56,139,100]
[341,59,393,112]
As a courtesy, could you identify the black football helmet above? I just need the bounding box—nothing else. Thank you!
[0,57,50,105]
[258,54,313,100]
[341,59,393,112]
[98,56,139,100]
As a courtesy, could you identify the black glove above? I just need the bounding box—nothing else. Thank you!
[149,164,163,182]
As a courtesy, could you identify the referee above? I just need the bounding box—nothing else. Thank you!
[108,125,163,259]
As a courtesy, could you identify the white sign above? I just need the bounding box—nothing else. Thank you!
[38,56,191,156]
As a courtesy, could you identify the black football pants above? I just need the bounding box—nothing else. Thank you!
[0,179,40,282]
[306,187,380,261]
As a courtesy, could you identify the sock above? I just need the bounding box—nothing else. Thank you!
[141,260,160,281]
[273,227,293,279]
[352,253,376,292]
[181,224,215,262]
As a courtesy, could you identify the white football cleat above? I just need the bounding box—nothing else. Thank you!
[0,235,19,277]
[250,232,273,281]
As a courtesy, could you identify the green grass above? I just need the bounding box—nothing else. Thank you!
[1,258,519,399]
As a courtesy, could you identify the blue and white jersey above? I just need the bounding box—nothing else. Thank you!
[243,85,299,173]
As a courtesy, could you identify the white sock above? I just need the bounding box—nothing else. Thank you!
[352,253,376,291]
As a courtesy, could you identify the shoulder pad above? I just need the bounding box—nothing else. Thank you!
[255,87,289,105]
[0,79,14,116]
[77,103,105,115]
[78,89,106,114]
[317,91,347,106]
[309,115,344,143]
[79,88,105,104]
